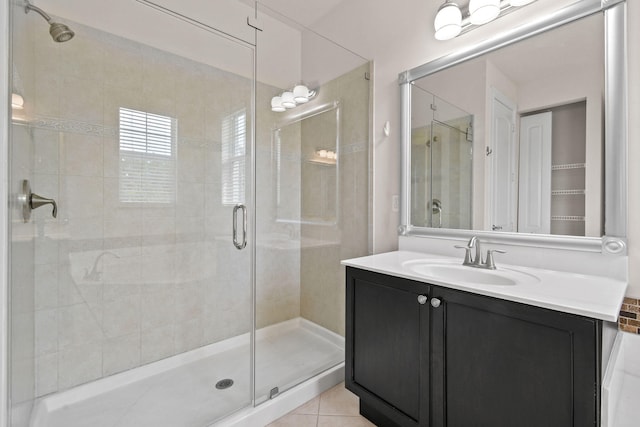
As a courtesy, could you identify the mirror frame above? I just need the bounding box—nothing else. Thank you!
[399,0,627,255]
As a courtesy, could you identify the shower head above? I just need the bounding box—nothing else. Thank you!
[24,1,75,42]
[48,22,74,42]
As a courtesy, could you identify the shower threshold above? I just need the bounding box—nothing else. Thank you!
[29,318,344,427]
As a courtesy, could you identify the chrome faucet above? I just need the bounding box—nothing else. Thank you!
[83,251,120,281]
[455,236,506,270]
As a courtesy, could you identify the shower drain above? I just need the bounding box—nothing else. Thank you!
[215,379,234,390]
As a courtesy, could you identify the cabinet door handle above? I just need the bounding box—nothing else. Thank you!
[417,295,428,305]
[430,298,441,308]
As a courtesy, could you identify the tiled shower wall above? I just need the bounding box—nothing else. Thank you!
[13,15,369,398]
[255,63,370,336]
[299,64,370,336]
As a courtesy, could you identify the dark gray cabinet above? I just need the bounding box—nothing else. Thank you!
[345,267,602,427]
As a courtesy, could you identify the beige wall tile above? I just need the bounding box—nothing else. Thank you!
[174,318,204,353]
[103,333,141,376]
[58,304,103,351]
[58,341,102,390]
[34,263,58,310]
[140,324,174,365]
[35,354,58,396]
[35,309,58,357]
[102,295,141,338]
[59,132,104,177]
[141,289,175,331]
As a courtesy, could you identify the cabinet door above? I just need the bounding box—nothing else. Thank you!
[430,286,600,427]
[345,268,430,427]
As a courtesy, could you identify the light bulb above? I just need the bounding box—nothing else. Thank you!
[293,85,310,103]
[434,1,462,41]
[469,0,500,25]
[281,92,296,108]
[271,96,285,112]
[11,93,24,110]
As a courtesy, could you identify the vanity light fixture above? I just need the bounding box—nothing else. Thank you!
[433,0,537,41]
[271,84,317,112]
[434,1,462,40]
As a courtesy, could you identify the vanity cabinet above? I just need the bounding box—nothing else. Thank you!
[346,268,431,426]
[345,267,602,427]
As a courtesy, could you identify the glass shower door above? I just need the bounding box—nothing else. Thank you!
[252,2,371,406]
[410,88,472,230]
[428,120,473,229]
[8,1,255,425]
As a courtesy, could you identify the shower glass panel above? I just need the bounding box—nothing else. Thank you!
[9,1,255,426]
[411,89,472,229]
[254,4,371,404]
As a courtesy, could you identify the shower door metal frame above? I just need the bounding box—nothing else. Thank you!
[1,0,10,424]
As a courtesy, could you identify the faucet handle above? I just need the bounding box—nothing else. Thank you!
[485,249,506,270]
[454,245,473,265]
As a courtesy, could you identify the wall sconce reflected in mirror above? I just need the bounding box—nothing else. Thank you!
[271,84,318,112]
[434,0,537,41]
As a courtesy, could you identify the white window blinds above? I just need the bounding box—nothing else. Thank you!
[118,108,177,204]
[222,110,246,205]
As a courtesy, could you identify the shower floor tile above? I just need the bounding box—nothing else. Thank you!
[33,319,343,427]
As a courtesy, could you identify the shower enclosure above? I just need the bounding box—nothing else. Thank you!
[5,0,370,426]
[410,87,472,230]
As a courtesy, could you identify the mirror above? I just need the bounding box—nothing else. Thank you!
[399,0,627,253]
[274,102,340,225]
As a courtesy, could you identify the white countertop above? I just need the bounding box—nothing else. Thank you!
[342,251,628,322]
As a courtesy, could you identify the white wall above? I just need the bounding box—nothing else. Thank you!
[310,0,639,296]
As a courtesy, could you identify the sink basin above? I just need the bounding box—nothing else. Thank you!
[403,260,540,286]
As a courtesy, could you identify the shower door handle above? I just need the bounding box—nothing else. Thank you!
[233,204,247,250]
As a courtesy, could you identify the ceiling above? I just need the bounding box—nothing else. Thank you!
[238,0,349,28]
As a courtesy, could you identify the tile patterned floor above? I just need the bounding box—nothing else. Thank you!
[267,382,376,427]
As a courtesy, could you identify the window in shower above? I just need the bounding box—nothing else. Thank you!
[118,107,177,204]
[222,109,247,205]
